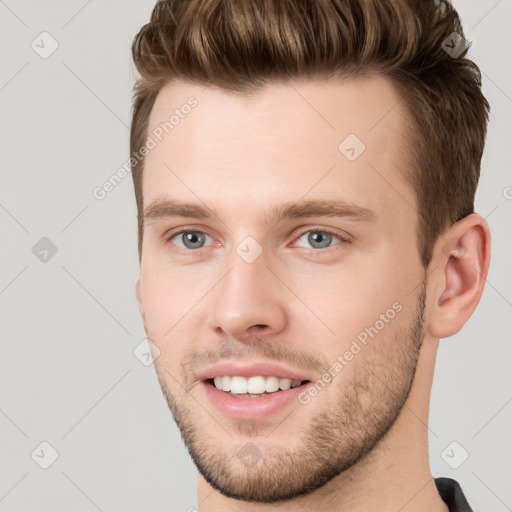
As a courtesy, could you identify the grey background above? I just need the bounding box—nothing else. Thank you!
[1,1,511,510]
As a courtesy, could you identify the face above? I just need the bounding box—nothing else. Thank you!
[136,75,428,502]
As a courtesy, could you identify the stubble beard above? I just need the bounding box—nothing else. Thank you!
[150,282,426,503]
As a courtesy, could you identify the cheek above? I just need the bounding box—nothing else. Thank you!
[139,272,189,376]
[140,250,203,309]
[296,260,414,355]
[138,262,216,369]
[139,264,184,336]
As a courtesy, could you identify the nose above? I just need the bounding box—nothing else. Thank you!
[211,252,288,342]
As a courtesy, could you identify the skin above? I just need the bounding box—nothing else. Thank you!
[135,75,490,511]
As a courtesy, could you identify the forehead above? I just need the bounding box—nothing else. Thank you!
[142,75,415,224]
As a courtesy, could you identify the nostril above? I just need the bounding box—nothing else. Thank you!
[248,324,269,332]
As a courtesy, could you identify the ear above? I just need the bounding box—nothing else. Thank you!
[427,213,491,339]
[135,277,144,318]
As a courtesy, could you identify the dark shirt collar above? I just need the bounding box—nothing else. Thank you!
[435,477,474,512]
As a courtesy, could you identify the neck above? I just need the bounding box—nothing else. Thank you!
[197,337,449,512]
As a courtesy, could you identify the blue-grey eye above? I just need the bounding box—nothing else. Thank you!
[172,231,212,249]
[295,230,342,249]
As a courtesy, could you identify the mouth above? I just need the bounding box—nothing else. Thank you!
[197,362,316,418]
[201,376,313,420]
[204,376,312,398]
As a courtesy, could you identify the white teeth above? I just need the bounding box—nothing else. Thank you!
[221,376,231,392]
[279,378,291,391]
[211,375,304,394]
[265,376,280,393]
[247,376,266,394]
[231,376,248,394]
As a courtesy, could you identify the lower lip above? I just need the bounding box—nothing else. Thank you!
[201,380,311,420]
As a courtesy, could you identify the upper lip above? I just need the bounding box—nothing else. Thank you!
[197,361,314,382]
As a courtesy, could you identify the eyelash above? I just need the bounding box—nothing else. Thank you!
[165,227,349,253]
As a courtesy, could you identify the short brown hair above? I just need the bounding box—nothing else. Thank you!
[130,0,490,266]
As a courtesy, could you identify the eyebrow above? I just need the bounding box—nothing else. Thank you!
[143,198,377,225]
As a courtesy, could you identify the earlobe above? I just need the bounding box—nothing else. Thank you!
[428,214,491,339]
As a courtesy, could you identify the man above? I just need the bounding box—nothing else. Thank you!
[130,0,491,510]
